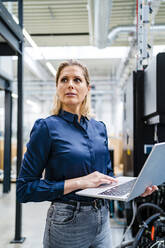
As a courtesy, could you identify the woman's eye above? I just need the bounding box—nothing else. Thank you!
[74,78,81,83]
[61,77,67,83]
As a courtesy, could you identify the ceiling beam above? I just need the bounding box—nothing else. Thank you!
[30,32,89,36]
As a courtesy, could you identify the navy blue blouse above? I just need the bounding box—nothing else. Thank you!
[16,110,113,203]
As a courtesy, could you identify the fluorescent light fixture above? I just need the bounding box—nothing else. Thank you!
[26,99,36,106]
[12,14,57,79]
[12,14,40,49]
[25,46,129,60]
[46,62,57,77]
[12,93,18,99]
[23,29,38,49]
[24,45,165,61]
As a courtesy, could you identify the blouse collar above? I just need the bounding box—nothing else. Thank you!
[58,109,88,123]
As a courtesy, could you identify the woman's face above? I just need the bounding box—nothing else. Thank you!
[57,65,90,110]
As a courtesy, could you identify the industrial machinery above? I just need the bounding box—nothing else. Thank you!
[122,53,165,240]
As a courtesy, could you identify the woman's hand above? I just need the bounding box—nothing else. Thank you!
[141,185,158,197]
[64,171,118,195]
[79,171,118,189]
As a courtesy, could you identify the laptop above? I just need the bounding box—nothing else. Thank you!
[76,142,165,202]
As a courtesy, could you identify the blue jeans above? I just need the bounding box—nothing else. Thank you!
[43,200,112,248]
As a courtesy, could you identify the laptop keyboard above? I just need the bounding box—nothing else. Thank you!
[99,178,137,197]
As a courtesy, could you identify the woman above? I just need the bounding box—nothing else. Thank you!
[17,60,157,248]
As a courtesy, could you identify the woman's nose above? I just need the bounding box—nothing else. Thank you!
[68,80,74,88]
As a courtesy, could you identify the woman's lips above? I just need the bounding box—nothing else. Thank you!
[65,93,77,96]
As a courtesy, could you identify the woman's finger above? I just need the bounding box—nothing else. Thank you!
[152,185,158,191]
[99,179,114,185]
[103,175,118,183]
[141,185,158,197]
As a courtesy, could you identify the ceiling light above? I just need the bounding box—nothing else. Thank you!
[26,99,36,105]
[46,62,57,77]
[12,15,40,49]
[12,93,18,99]
[25,46,129,60]
[12,14,56,78]
[23,29,38,49]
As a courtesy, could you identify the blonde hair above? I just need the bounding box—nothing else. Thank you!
[51,60,91,118]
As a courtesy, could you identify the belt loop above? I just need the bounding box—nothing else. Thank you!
[93,200,98,210]
[76,201,80,211]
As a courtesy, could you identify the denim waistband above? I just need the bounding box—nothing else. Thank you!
[52,198,106,209]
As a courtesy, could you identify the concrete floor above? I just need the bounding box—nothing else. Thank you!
[0,184,132,248]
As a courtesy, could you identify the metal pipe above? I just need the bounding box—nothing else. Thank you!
[107,25,165,45]
[108,26,136,45]
[87,0,94,45]
[88,0,113,48]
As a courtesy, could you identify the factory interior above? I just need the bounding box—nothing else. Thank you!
[0,0,165,247]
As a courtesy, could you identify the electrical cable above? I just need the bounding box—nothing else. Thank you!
[115,194,165,247]
[137,202,165,215]
[132,202,165,247]
[150,241,160,248]
[115,201,165,248]
[136,202,165,224]
[115,239,134,248]
[117,200,137,248]
[132,212,161,248]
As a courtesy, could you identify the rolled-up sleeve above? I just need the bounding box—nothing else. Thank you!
[16,119,64,203]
